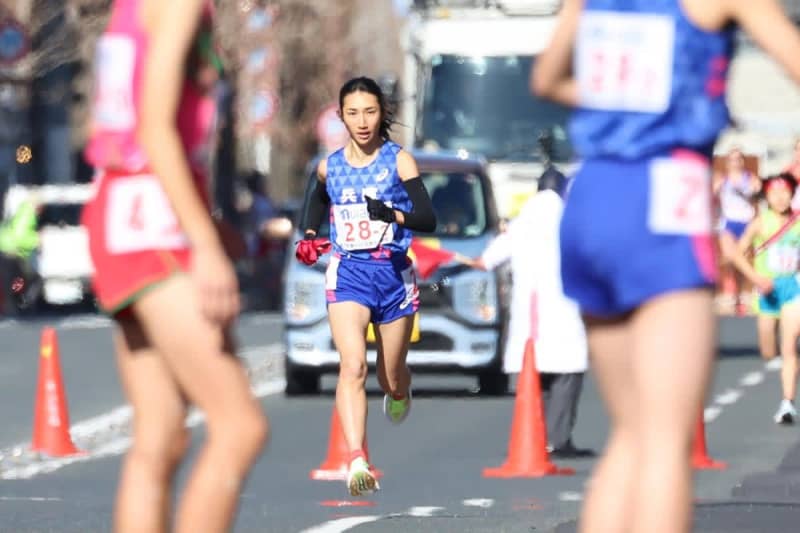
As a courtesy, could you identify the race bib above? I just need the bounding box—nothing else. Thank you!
[333,203,394,251]
[105,175,190,254]
[576,11,674,113]
[767,245,800,274]
[648,156,712,235]
[91,35,136,131]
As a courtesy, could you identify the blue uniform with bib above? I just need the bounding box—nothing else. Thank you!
[324,141,419,323]
[560,0,735,316]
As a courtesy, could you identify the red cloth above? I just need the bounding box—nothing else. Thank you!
[410,238,455,280]
[295,238,331,265]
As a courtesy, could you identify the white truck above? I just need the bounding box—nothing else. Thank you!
[399,0,571,218]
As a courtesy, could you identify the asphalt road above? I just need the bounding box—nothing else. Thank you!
[0,314,798,532]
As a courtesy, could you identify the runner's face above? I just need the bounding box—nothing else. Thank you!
[341,91,382,148]
[726,150,744,172]
[766,182,793,213]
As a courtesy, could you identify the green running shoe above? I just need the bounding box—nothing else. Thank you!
[383,388,412,424]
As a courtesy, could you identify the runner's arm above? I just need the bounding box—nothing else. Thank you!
[726,219,764,283]
[368,150,436,232]
[726,0,800,85]
[530,0,584,106]
[302,160,329,238]
[138,0,219,249]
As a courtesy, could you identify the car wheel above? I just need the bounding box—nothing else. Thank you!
[285,366,321,396]
[477,371,509,396]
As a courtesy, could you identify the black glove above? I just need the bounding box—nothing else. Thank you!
[365,196,395,223]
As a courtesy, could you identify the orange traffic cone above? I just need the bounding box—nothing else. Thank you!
[310,407,383,481]
[31,327,83,457]
[483,338,574,478]
[692,409,726,470]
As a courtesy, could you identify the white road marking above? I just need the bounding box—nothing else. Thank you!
[0,344,284,480]
[739,371,764,387]
[558,491,583,502]
[406,506,445,517]
[704,406,723,423]
[714,389,742,406]
[57,315,112,330]
[300,516,382,533]
[462,498,494,508]
[0,496,62,502]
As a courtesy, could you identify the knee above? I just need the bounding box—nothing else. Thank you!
[339,358,368,384]
[129,422,190,478]
[209,405,269,460]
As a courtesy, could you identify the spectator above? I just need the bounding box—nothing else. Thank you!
[713,147,761,314]
[464,167,593,458]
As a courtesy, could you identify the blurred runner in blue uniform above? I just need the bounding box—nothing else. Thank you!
[532,1,800,532]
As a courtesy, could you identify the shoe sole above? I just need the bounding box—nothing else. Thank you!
[348,470,379,497]
[776,414,795,425]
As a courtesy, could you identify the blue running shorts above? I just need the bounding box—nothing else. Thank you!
[560,150,718,317]
[325,253,419,324]
[756,275,800,317]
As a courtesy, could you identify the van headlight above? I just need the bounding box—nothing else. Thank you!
[451,271,498,325]
[284,280,326,325]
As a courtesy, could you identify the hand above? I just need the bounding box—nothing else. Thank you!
[295,232,332,265]
[754,275,774,295]
[191,243,241,326]
[365,196,395,223]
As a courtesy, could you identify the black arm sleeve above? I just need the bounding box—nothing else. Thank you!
[304,179,330,234]
[398,177,437,233]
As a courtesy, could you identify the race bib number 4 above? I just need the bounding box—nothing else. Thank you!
[576,11,675,113]
[648,156,712,235]
[91,35,136,131]
[105,175,189,254]
[333,203,394,251]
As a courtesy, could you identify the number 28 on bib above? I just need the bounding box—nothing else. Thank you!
[333,203,394,251]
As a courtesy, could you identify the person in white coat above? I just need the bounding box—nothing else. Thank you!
[468,167,594,458]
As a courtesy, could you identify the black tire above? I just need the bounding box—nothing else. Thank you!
[285,366,321,396]
[477,371,510,396]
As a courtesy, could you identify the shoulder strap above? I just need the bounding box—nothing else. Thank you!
[753,211,800,256]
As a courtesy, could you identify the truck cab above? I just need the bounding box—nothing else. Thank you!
[401,0,573,217]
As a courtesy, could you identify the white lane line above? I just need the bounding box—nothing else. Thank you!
[714,389,742,406]
[57,316,112,331]
[300,516,382,533]
[406,506,445,517]
[0,496,62,502]
[704,406,723,423]
[462,498,494,508]
[739,371,764,387]
[0,344,284,480]
[558,491,583,502]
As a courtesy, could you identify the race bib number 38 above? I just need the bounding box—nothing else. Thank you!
[105,176,190,254]
[648,156,712,235]
[576,11,675,113]
[333,203,394,251]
